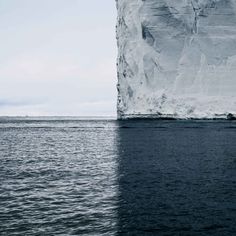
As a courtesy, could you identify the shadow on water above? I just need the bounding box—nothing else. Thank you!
[115,120,236,236]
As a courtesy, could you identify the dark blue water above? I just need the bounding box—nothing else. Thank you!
[0,118,236,235]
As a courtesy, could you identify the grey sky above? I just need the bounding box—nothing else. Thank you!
[0,0,117,116]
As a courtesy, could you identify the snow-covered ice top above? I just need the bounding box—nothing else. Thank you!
[116,0,236,119]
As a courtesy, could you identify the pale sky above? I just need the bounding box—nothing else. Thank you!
[0,0,117,116]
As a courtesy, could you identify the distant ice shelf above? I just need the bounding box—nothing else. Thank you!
[116,0,236,119]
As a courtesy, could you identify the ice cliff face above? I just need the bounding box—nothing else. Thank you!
[116,0,236,119]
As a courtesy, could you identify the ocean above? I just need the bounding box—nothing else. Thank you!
[0,117,236,235]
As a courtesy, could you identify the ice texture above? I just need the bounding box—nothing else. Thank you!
[116,0,236,119]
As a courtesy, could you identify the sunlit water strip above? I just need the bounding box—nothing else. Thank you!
[0,118,119,235]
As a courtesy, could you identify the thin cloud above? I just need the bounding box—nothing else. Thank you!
[0,0,117,116]
[0,98,45,107]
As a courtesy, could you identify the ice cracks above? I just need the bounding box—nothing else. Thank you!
[116,0,236,119]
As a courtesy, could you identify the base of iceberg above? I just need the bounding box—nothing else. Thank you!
[118,113,236,120]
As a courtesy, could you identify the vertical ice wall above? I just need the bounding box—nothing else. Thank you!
[116,0,236,119]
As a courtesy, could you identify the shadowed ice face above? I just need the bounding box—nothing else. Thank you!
[140,0,236,95]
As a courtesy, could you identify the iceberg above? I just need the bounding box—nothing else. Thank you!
[116,0,236,119]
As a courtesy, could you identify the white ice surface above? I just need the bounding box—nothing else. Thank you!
[116,0,236,119]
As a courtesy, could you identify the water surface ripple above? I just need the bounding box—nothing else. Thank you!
[0,118,236,235]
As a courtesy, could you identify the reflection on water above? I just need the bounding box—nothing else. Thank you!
[116,120,236,235]
[0,118,236,235]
